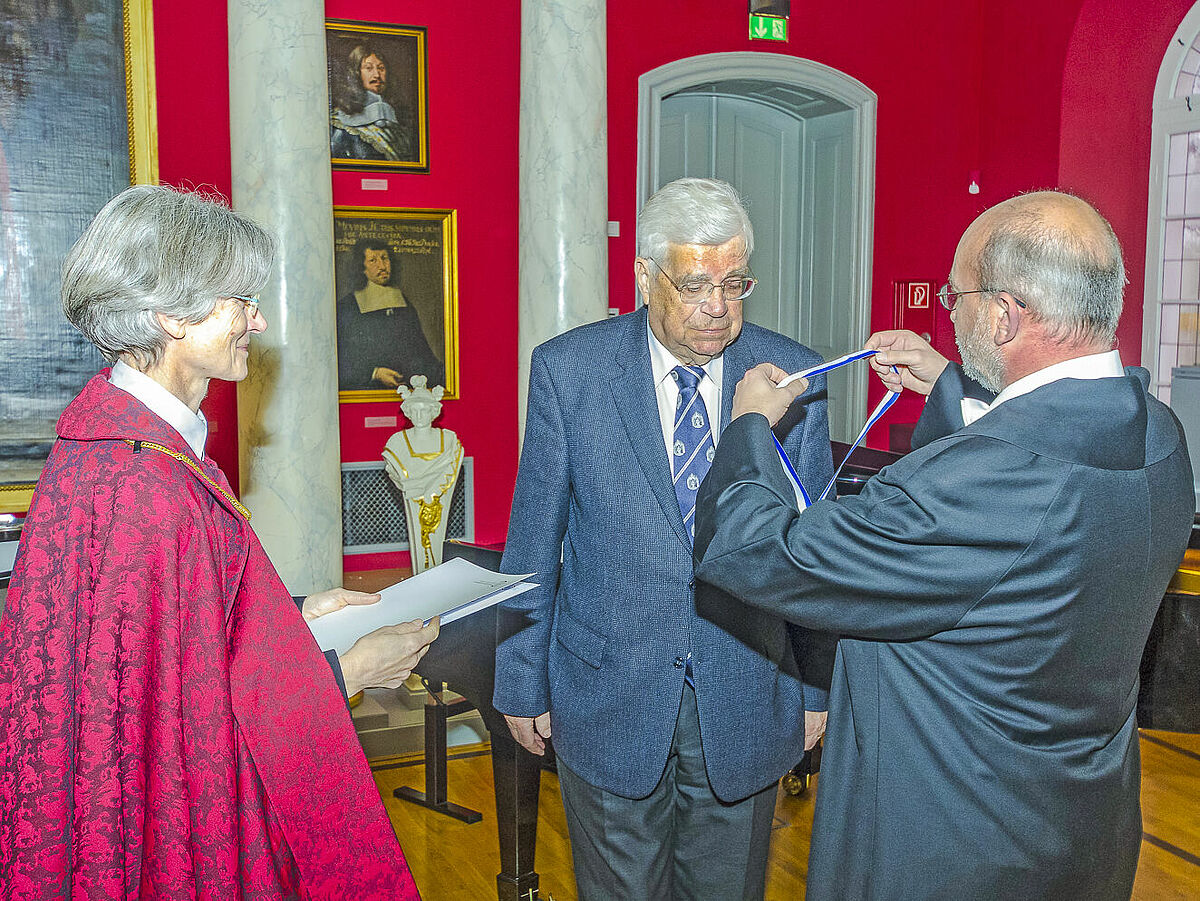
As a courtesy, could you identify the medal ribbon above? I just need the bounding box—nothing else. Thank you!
[770,349,900,508]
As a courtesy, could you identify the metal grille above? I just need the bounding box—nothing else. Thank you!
[341,458,473,554]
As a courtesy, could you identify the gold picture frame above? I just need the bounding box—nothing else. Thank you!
[125,0,159,186]
[333,207,460,402]
[327,20,429,173]
[0,0,158,515]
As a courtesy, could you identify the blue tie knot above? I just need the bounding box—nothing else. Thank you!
[672,365,705,391]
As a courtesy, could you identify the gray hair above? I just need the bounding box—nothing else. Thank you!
[62,184,276,366]
[976,195,1125,345]
[636,177,755,262]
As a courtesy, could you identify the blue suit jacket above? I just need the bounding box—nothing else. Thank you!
[494,307,835,802]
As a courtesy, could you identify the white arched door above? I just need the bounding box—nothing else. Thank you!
[639,54,876,442]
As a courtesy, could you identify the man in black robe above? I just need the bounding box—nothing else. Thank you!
[336,238,443,391]
[695,190,1193,900]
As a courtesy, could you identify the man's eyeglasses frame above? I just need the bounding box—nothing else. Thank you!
[937,284,1027,313]
[649,258,757,304]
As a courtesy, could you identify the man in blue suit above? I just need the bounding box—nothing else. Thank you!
[696,191,1193,900]
[494,178,835,899]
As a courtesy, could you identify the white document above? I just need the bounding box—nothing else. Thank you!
[0,540,17,577]
[306,557,538,656]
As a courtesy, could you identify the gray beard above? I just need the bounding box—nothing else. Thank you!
[956,313,1005,394]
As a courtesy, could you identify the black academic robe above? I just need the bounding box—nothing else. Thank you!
[335,293,444,391]
[694,368,1193,900]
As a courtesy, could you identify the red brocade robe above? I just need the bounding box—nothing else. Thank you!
[0,373,420,899]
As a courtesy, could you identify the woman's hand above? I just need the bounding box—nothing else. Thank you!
[338,618,442,696]
[301,587,381,621]
[373,367,404,388]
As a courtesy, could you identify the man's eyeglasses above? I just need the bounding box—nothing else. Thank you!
[229,294,261,317]
[937,284,1027,313]
[650,258,756,304]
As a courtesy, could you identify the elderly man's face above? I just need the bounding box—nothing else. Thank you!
[360,53,387,93]
[637,237,747,366]
[949,222,1005,393]
[363,248,391,286]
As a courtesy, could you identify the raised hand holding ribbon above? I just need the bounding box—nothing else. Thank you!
[766,348,901,506]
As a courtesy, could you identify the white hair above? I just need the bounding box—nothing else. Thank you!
[637,177,754,261]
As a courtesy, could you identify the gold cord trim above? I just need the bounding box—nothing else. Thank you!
[402,428,445,461]
[123,439,250,521]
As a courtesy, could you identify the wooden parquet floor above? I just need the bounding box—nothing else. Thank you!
[372,730,1200,900]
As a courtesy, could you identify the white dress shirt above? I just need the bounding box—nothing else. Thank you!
[962,349,1124,426]
[108,360,209,460]
[648,322,724,458]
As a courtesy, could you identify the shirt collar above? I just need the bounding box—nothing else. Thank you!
[355,281,407,313]
[989,349,1124,412]
[646,319,723,388]
[108,360,209,460]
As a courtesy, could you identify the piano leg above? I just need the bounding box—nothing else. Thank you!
[393,682,484,823]
[491,732,544,901]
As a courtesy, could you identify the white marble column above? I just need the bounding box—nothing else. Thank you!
[228,0,342,594]
[518,0,609,428]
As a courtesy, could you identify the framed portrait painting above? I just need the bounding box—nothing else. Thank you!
[327,20,429,173]
[334,207,459,402]
[0,0,158,514]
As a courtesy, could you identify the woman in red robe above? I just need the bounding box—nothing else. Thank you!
[0,185,427,898]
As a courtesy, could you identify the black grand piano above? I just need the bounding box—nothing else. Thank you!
[409,540,546,901]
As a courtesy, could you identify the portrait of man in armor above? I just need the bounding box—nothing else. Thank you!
[326,21,428,172]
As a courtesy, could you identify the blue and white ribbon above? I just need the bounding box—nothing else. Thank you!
[771,349,900,508]
[777,348,881,389]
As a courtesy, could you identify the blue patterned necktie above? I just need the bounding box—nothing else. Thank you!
[671,365,715,544]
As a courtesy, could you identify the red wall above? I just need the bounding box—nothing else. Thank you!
[327,1,520,567]
[978,3,1083,207]
[605,0,1085,442]
[1059,0,1196,367]
[152,2,520,567]
[152,0,1182,549]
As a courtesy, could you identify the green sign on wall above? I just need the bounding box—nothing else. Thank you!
[749,14,788,42]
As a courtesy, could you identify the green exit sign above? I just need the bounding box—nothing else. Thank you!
[749,14,788,42]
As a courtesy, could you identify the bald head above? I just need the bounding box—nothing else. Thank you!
[974,190,1114,243]
[960,190,1125,347]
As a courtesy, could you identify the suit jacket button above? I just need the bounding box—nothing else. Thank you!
[687,577,695,589]
[673,656,684,668]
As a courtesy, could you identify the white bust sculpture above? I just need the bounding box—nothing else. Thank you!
[382,376,464,573]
